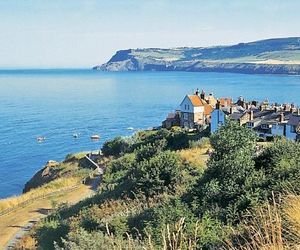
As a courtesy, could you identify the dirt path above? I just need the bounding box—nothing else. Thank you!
[0,177,99,249]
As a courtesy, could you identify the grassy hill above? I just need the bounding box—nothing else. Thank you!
[96,37,300,75]
[12,123,300,249]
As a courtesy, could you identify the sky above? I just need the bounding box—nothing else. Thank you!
[0,0,300,68]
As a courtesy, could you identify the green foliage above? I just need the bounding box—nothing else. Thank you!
[134,139,167,162]
[131,151,183,197]
[189,136,210,149]
[256,139,300,194]
[32,125,300,249]
[191,120,264,222]
[102,153,136,191]
[55,227,131,250]
[102,136,130,157]
[135,199,197,244]
[36,218,69,250]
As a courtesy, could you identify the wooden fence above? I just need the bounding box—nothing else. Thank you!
[0,184,80,218]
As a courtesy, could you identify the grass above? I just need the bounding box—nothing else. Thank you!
[284,195,300,236]
[0,182,96,249]
[178,146,209,170]
[0,177,80,213]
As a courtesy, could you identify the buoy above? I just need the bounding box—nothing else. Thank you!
[37,136,46,142]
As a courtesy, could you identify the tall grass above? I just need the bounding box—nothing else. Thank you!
[0,177,80,213]
[224,195,300,250]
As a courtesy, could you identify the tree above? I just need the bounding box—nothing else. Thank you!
[102,136,129,157]
[132,151,182,197]
[256,139,300,194]
[191,120,263,222]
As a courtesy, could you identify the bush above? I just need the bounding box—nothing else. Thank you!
[55,227,133,250]
[102,136,130,157]
[36,218,69,249]
[131,151,183,197]
[191,120,264,222]
[102,153,136,191]
[132,199,197,244]
[134,139,167,162]
[256,139,300,194]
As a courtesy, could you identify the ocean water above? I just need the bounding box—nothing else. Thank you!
[0,69,300,199]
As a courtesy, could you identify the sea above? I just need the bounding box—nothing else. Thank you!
[0,69,300,199]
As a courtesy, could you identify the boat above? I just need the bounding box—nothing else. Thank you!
[91,135,100,140]
[73,133,79,138]
[37,136,46,142]
[126,127,134,130]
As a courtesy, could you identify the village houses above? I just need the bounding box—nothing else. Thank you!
[162,89,300,141]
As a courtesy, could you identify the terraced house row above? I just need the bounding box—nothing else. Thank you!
[162,89,300,141]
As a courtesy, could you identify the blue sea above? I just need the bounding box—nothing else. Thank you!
[0,69,300,199]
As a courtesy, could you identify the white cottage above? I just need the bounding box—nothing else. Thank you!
[179,95,205,129]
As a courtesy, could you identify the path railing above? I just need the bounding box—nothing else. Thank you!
[0,184,80,218]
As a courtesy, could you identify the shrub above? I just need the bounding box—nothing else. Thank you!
[36,218,69,249]
[131,151,183,197]
[134,139,167,162]
[102,136,129,157]
[102,153,136,191]
[191,120,264,222]
[132,199,197,244]
[256,139,300,195]
[189,137,210,149]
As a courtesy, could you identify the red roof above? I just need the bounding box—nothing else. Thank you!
[188,95,206,107]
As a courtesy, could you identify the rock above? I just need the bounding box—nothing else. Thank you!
[23,160,60,193]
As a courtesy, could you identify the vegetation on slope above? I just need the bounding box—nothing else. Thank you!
[0,153,93,214]
[97,37,300,75]
[14,122,300,249]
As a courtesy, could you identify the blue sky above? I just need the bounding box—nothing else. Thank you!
[0,0,299,68]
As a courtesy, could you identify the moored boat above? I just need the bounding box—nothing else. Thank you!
[90,134,100,140]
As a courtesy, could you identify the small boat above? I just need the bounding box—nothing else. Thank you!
[91,134,100,140]
[37,136,46,142]
[126,127,134,130]
[73,133,79,138]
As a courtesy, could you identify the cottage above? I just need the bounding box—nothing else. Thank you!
[210,102,226,133]
[286,113,300,140]
[179,95,206,129]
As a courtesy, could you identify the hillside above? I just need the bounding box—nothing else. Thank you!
[96,37,300,75]
[12,124,300,249]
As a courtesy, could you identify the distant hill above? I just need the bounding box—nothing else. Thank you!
[95,37,300,75]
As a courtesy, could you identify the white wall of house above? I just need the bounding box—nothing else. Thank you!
[180,96,204,114]
[180,96,193,113]
[211,109,225,133]
[286,124,297,140]
[194,106,204,113]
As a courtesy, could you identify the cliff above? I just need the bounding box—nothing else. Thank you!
[95,37,300,75]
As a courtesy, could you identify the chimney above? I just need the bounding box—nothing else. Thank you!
[195,88,199,96]
[229,106,233,114]
[200,89,205,100]
[274,106,278,113]
[249,109,254,121]
[279,112,285,123]
[216,100,221,110]
[260,105,264,111]
[298,109,300,116]
[252,100,258,107]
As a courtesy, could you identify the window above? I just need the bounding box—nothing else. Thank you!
[261,124,269,129]
[247,122,254,128]
[183,113,188,120]
[291,125,297,133]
